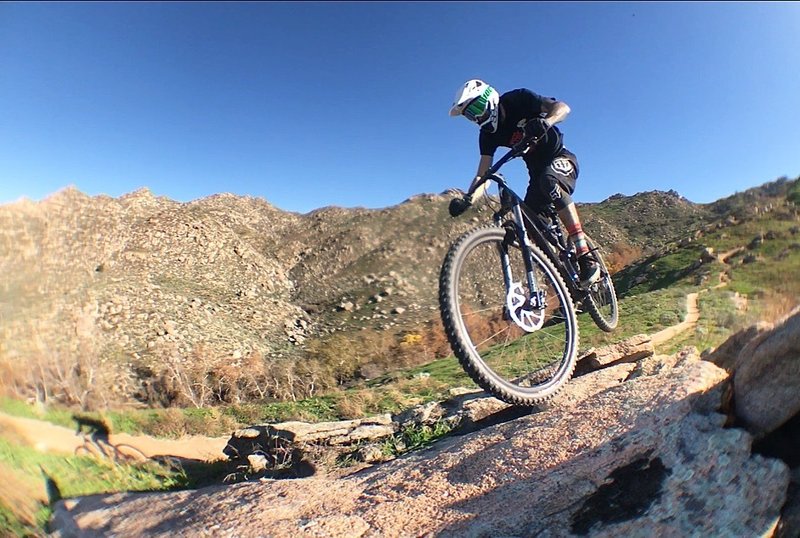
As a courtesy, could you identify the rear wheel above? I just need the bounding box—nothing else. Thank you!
[439,226,579,405]
[112,444,148,465]
[583,234,619,332]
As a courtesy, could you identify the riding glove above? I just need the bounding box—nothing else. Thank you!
[448,196,472,217]
[523,118,550,140]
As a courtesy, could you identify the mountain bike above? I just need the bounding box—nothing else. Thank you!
[439,135,619,406]
[73,417,148,465]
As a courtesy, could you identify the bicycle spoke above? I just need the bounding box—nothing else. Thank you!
[473,324,514,350]
[440,226,579,405]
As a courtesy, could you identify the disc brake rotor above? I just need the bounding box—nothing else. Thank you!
[506,282,545,332]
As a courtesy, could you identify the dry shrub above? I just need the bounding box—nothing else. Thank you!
[147,343,247,407]
[757,291,799,324]
[306,318,459,390]
[143,342,336,408]
[353,331,396,370]
[377,387,415,411]
[396,321,453,366]
[394,374,447,401]
[304,320,455,390]
[605,243,643,274]
[305,333,364,385]
[0,301,142,409]
[269,358,324,402]
[0,335,134,411]
[147,407,190,438]
[146,406,239,438]
[147,345,217,408]
[420,321,453,360]
[335,390,379,419]
[0,462,45,530]
[460,306,523,353]
[305,330,398,387]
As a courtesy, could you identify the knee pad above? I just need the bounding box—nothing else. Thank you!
[549,185,573,210]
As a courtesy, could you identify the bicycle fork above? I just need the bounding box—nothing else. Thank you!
[497,207,547,332]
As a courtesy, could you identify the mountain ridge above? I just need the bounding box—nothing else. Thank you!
[0,182,724,214]
[1,175,797,408]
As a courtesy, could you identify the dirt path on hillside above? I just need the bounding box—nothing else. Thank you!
[650,243,746,347]
[651,292,701,346]
[0,412,228,462]
[718,246,746,264]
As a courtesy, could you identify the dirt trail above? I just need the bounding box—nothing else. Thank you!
[651,292,700,346]
[718,246,746,264]
[650,242,746,347]
[0,412,228,462]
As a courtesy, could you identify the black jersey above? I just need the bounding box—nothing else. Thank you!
[479,88,565,166]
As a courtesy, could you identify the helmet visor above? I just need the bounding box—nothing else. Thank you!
[462,86,493,124]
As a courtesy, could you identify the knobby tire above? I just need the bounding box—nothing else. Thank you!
[439,225,579,406]
[582,234,619,332]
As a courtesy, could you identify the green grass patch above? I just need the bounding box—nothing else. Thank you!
[0,399,75,429]
[402,356,474,388]
[380,420,455,459]
[786,180,800,205]
[1,439,186,497]
[659,287,761,355]
[0,400,237,440]
[0,436,189,536]
[578,286,692,349]
[247,396,341,423]
[726,249,800,299]
[616,246,706,297]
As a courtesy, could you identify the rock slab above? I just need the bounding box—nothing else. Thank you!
[51,355,790,537]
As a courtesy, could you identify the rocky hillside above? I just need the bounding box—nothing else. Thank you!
[0,177,796,407]
[50,308,800,537]
[579,188,711,249]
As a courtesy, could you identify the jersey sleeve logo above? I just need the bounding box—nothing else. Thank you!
[551,157,574,176]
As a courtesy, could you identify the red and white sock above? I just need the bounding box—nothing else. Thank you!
[567,223,589,256]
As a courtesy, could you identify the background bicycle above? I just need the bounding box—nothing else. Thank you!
[73,415,148,465]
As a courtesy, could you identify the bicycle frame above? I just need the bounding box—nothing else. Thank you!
[471,140,582,302]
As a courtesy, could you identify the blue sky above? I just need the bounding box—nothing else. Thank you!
[1,2,799,214]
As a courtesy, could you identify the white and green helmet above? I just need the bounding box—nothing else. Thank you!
[449,79,500,132]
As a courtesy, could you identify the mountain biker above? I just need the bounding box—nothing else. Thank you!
[447,79,600,286]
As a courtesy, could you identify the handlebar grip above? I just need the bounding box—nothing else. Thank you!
[512,134,540,154]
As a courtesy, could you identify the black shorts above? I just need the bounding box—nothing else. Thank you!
[523,148,579,211]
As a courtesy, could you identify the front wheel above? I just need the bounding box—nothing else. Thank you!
[583,234,619,332]
[439,226,579,406]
